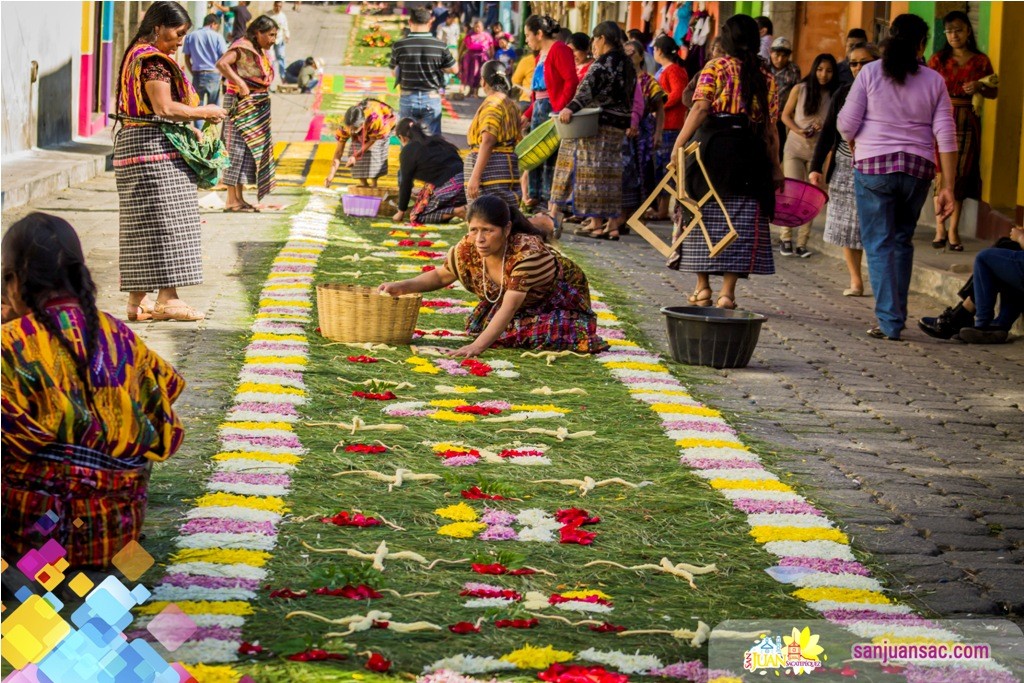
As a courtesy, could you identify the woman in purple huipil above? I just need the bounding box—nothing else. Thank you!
[837,14,957,342]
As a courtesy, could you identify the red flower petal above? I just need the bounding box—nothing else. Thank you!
[268,588,307,599]
[495,618,539,629]
[448,621,481,634]
[461,486,505,500]
[365,653,391,672]
[320,511,383,527]
[421,264,436,271]
[588,622,627,633]
[471,562,508,574]
[397,239,415,246]
[351,390,398,401]
[347,355,378,363]
[344,444,388,454]
[287,648,347,662]
[238,641,264,655]
[538,663,629,683]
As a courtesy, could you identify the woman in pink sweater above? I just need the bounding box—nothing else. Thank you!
[837,14,957,342]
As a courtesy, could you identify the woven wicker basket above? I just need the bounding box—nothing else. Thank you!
[316,283,422,344]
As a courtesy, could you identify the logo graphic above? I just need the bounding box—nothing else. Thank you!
[744,626,826,675]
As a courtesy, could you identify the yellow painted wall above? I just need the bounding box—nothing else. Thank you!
[978,2,1024,212]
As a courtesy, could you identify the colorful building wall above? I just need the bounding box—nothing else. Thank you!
[79,0,115,138]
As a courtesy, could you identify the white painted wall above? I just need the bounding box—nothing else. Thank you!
[1,2,82,154]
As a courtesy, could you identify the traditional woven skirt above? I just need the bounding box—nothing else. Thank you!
[952,101,981,201]
[621,133,644,216]
[653,129,679,178]
[466,253,608,352]
[823,146,862,250]
[670,196,775,276]
[2,444,150,568]
[551,125,625,219]
[222,93,257,186]
[460,49,488,89]
[464,150,521,210]
[352,137,390,179]
[114,125,203,292]
[411,174,466,223]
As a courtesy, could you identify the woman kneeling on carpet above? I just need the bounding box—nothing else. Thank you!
[393,118,467,224]
[2,213,184,568]
[379,196,607,356]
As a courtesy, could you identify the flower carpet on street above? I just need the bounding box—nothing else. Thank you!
[133,190,1021,683]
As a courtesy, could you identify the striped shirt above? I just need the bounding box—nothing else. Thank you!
[467,93,522,150]
[389,31,456,92]
[446,233,557,307]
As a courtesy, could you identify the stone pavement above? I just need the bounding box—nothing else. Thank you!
[561,220,1024,624]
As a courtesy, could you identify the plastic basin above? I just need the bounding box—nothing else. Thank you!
[661,306,766,369]
[550,107,601,139]
[342,194,384,217]
[773,178,828,227]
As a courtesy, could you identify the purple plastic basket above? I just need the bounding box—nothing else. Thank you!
[773,178,828,227]
[342,194,384,217]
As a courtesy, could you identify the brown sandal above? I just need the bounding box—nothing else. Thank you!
[152,300,205,322]
[716,295,737,310]
[127,299,155,322]
[688,287,713,307]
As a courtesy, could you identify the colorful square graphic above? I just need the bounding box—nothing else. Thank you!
[0,595,73,669]
[110,540,154,581]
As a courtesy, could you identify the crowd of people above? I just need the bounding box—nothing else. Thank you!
[3,1,1023,574]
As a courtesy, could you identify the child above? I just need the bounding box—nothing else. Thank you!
[2,212,184,568]
[495,35,517,69]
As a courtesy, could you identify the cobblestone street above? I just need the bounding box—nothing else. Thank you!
[563,222,1024,623]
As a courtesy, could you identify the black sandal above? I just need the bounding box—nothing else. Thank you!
[932,238,947,249]
[948,242,964,252]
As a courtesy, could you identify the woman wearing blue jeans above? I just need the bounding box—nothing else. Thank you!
[838,15,957,341]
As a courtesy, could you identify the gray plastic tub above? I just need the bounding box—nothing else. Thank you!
[551,107,601,139]
[661,306,767,369]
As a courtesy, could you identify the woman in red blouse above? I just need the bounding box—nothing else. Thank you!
[651,35,689,220]
[522,15,579,208]
[927,11,997,252]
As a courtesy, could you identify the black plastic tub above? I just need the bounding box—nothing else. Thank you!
[660,306,767,369]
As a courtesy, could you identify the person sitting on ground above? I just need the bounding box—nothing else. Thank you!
[326,98,397,188]
[918,232,1024,343]
[378,195,607,356]
[282,56,319,92]
[2,213,184,568]
[393,117,467,225]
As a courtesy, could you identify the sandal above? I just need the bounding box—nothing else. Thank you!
[224,204,258,213]
[716,295,737,310]
[932,238,947,249]
[586,229,620,241]
[127,298,155,322]
[688,287,713,307]
[948,242,964,252]
[573,225,599,236]
[152,300,205,322]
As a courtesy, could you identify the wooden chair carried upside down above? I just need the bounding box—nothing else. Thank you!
[626,143,738,259]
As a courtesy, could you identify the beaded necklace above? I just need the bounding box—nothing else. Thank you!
[479,242,508,304]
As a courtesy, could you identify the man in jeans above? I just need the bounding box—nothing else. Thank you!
[390,7,458,136]
[266,0,290,86]
[183,14,228,110]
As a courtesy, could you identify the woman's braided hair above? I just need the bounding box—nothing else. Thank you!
[1,213,102,389]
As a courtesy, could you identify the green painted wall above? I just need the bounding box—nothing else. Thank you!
[908,0,942,54]
[977,1,991,53]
